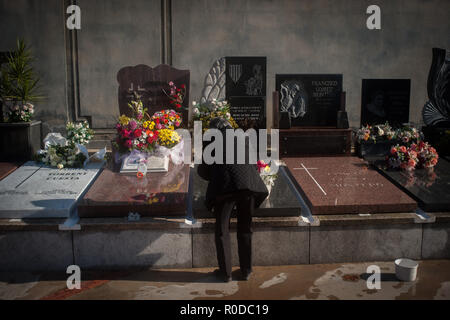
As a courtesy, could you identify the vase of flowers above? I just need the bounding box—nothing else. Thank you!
[0,39,44,161]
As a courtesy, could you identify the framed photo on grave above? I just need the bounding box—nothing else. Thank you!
[360,79,411,127]
[275,74,343,127]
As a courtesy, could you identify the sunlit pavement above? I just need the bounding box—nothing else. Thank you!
[1,260,449,300]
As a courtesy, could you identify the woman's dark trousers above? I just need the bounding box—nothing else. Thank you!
[214,194,254,278]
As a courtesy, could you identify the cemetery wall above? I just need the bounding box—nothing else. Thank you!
[1,0,449,131]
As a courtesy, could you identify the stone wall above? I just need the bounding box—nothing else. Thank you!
[1,0,449,130]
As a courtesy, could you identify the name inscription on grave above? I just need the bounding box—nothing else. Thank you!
[283,157,417,214]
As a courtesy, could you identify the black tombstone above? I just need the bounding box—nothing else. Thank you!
[225,57,267,129]
[360,79,411,127]
[275,74,343,127]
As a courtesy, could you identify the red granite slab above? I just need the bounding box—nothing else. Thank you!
[283,157,417,214]
[78,164,190,217]
[0,162,20,181]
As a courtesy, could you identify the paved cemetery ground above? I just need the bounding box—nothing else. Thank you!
[1,260,449,300]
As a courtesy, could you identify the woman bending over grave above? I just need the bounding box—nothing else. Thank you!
[198,118,268,282]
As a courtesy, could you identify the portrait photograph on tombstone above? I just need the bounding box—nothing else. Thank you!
[0,0,449,314]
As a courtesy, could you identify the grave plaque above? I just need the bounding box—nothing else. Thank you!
[225,57,267,129]
[117,64,189,126]
[283,157,417,214]
[374,158,450,212]
[78,163,190,217]
[228,97,266,129]
[361,79,411,126]
[275,74,343,127]
[0,161,104,218]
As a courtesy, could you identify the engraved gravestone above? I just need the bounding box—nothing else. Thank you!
[0,161,103,218]
[225,57,267,129]
[361,79,411,126]
[275,74,343,127]
[117,64,190,125]
[283,157,417,214]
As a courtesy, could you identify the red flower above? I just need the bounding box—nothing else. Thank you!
[134,129,142,138]
[181,84,186,89]
[176,103,181,108]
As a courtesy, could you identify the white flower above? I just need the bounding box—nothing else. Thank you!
[192,101,197,106]
[57,163,64,169]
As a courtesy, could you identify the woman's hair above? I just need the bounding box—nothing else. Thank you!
[209,117,233,130]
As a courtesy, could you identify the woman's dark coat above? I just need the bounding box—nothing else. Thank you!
[198,130,269,210]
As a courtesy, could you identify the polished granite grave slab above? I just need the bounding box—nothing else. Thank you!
[283,157,417,214]
[0,161,104,218]
[0,162,20,181]
[374,158,450,212]
[78,163,190,217]
[192,165,302,218]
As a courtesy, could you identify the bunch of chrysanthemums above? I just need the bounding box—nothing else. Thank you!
[6,102,34,122]
[388,141,439,171]
[191,99,238,132]
[35,121,94,169]
[113,99,182,154]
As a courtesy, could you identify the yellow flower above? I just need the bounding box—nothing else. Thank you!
[119,115,130,126]
[149,121,155,130]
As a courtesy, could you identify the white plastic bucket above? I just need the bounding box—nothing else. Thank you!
[395,258,418,282]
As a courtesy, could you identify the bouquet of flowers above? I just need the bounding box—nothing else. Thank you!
[158,129,181,149]
[257,160,278,192]
[191,99,238,131]
[6,103,34,122]
[35,121,97,169]
[164,81,186,109]
[415,141,439,168]
[387,144,419,171]
[114,99,160,153]
[151,109,182,130]
[356,122,396,143]
[396,125,422,145]
[66,121,94,145]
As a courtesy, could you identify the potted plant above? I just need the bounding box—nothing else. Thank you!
[0,39,43,161]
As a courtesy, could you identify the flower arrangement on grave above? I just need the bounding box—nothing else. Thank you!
[35,121,99,169]
[66,120,94,145]
[163,81,186,109]
[387,145,419,171]
[356,122,396,143]
[158,129,181,149]
[396,125,422,145]
[415,141,439,169]
[191,99,239,132]
[257,160,278,194]
[113,97,184,169]
[114,99,160,154]
[151,109,182,130]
